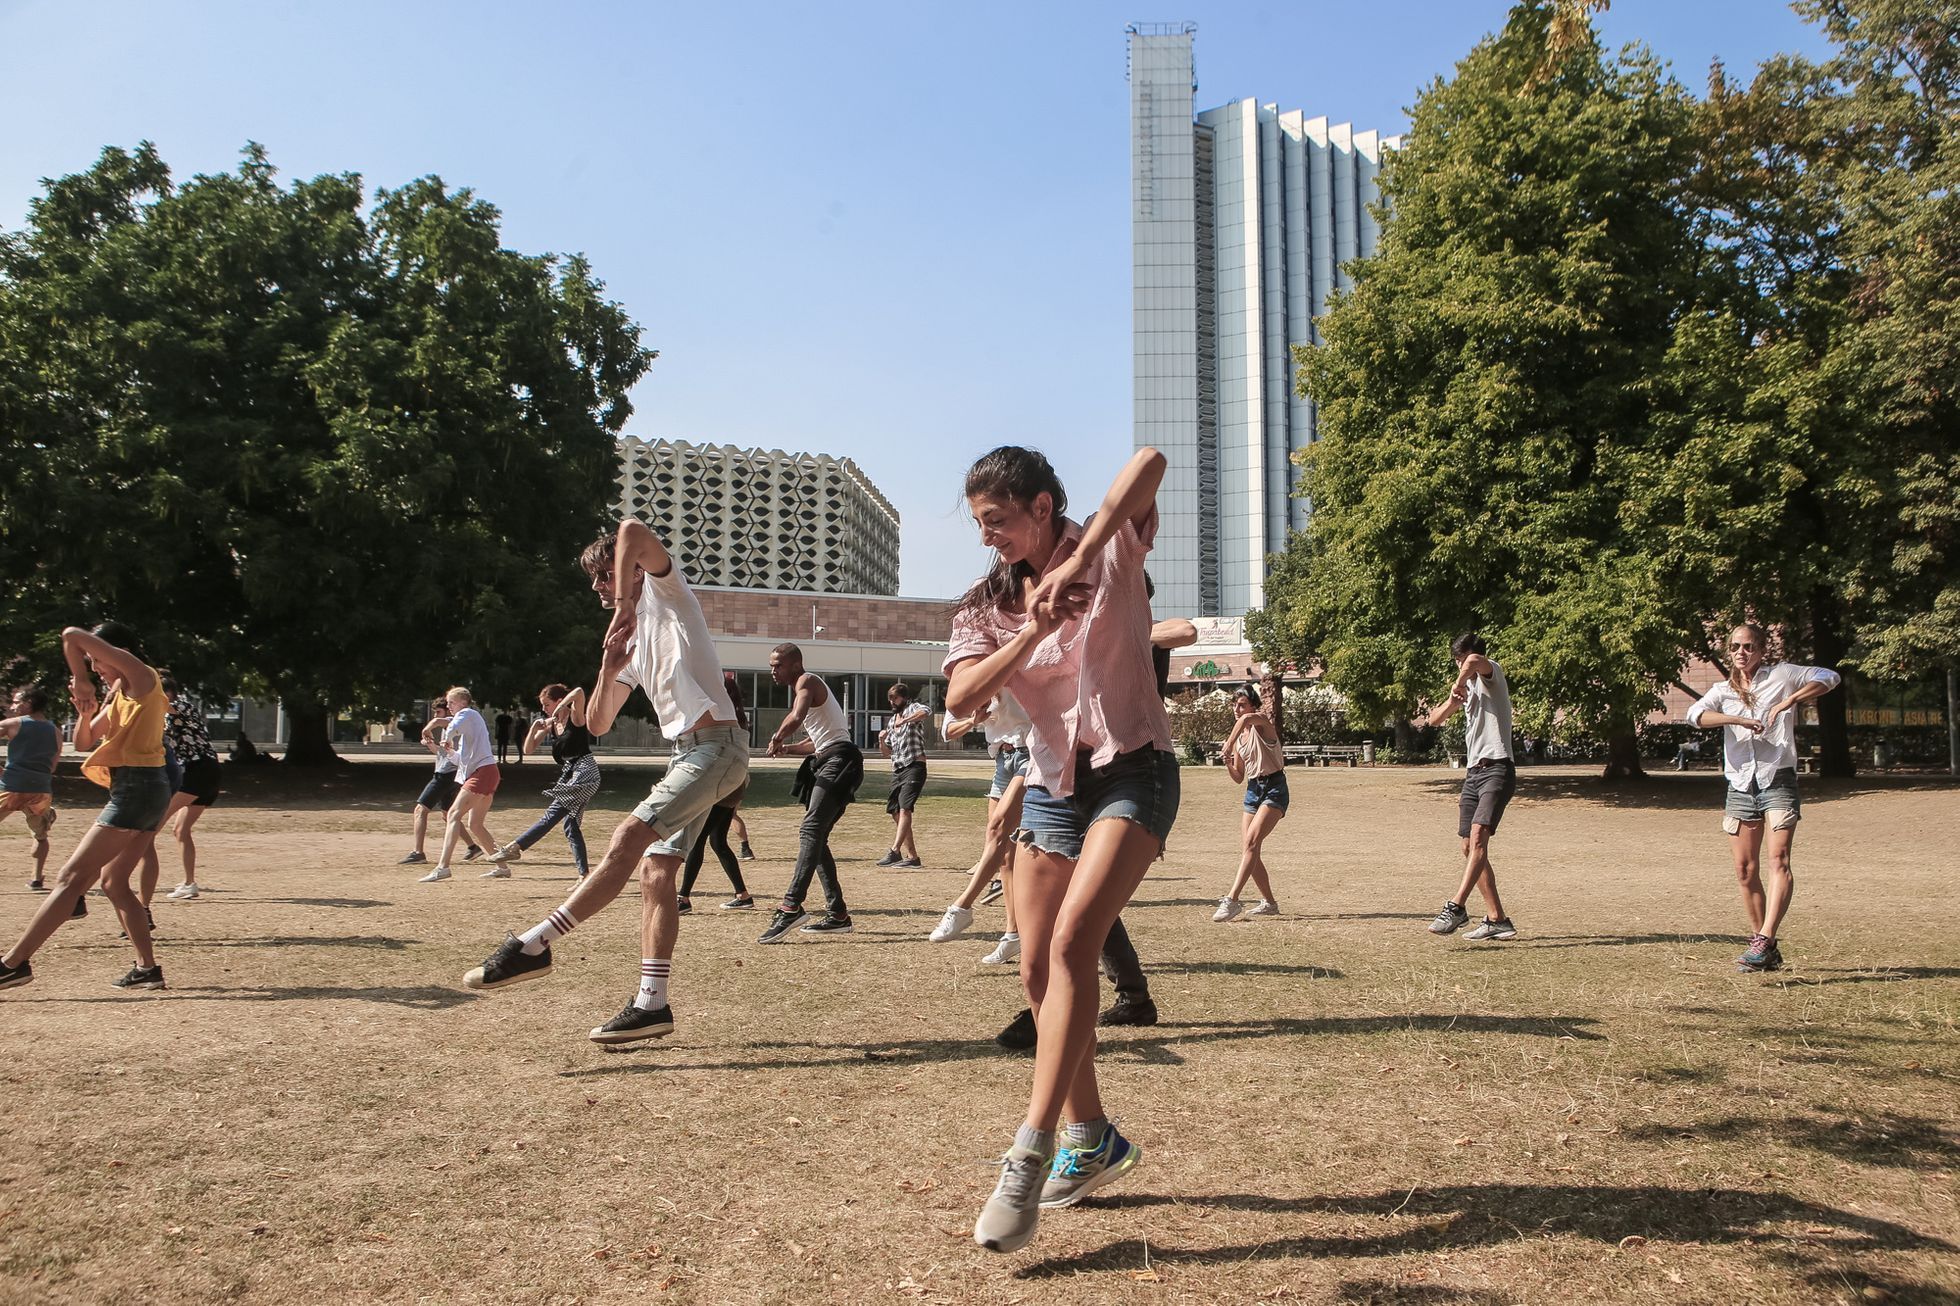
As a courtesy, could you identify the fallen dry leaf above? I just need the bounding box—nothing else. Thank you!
[1618,1235,1647,1250]
[1130,1268,1163,1283]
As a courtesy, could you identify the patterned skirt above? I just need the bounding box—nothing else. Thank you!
[543,753,600,816]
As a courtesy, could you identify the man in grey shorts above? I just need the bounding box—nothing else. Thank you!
[1421,633,1519,940]
[462,518,749,1045]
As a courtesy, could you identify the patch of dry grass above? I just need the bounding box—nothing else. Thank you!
[1,760,1955,1304]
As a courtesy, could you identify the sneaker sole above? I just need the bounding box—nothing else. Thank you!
[1428,921,1467,935]
[801,924,854,935]
[721,902,756,910]
[929,927,971,942]
[463,962,552,991]
[1040,1142,1142,1210]
[588,1021,674,1045]
[0,971,33,992]
[114,980,167,992]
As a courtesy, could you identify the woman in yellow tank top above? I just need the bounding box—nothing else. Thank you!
[0,622,171,994]
[1215,684,1288,923]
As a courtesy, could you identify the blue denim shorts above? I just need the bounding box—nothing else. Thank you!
[988,745,1031,800]
[1724,767,1801,832]
[636,726,750,858]
[1015,747,1180,861]
[97,765,173,832]
[1243,769,1289,814]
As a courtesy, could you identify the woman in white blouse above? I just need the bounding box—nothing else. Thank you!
[1685,623,1841,973]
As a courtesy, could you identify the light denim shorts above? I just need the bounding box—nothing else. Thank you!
[988,745,1031,800]
[1015,747,1180,861]
[635,725,751,858]
[1724,767,1801,832]
[1243,769,1290,814]
[98,765,173,832]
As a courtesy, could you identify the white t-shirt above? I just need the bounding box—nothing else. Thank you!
[940,689,1031,756]
[443,707,496,778]
[429,715,459,774]
[1686,662,1841,790]
[1463,661,1515,766]
[613,561,737,739]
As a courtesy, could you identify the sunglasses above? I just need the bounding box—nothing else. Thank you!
[1729,641,1758,651]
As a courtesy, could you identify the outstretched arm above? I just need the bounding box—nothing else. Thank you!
[1027,448,1167,622]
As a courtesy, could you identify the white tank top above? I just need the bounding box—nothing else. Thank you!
[801,676,849,752]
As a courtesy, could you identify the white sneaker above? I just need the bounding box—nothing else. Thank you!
[1245,899,1278,917]
[1212,897,1243,923]
[492,844,521,864]
[981,934,1022,965]
[479,865,511,879]
[167,883,200,901]
[418,866,452,883]
[929,905,973,942]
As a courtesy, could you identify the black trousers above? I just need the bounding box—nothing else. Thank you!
[1100,914,1148,1000]
[680,804,747,898]
[783,778,850,917]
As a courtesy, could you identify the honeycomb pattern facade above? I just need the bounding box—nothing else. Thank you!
[615,437,901,595]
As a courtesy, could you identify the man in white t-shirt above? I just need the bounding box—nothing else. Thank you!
[463,518,750,1045]
[1419,632,1520,941]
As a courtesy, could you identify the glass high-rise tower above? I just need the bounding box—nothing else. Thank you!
[1129,23,1398,618]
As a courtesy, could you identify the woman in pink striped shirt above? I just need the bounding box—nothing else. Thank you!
[946,446,1180,1254]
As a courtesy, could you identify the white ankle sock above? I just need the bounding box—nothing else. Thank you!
[634,958,670,1011]
[518,907,576,956]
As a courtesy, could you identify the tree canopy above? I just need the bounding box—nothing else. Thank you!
[0,144,654,760]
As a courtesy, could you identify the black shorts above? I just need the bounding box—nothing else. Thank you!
[177,756,223,807]
[1458,760,1517,838]
[887,759,927,814]
[417,770,462,811]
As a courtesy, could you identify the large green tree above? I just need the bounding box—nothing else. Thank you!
[1251,2,1702,776]
[0,144,653,761]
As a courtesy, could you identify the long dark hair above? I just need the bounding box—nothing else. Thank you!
[955,446,1068,621]
[723,671,749,731]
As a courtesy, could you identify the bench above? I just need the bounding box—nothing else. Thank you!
[1283,744,1361,767]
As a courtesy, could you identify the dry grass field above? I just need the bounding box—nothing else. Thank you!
[1,756,1955,1305]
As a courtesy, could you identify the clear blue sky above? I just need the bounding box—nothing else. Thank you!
[1,1,1834,599]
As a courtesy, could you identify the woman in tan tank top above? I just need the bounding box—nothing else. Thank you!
[1216,685,1287,922]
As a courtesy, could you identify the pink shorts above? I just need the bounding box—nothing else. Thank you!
[462,765,501,796]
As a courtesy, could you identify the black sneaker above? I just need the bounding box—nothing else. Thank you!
[0,957,31,991]
[996,1007,1037,1051]
[800,914,854,935]
[589,1002,674,1045]
[463,845,484,862]
[978,879,1005,906]
[875,850,903,867]
[720,896,755,910]
[675,896,693,915]
[758,909,809,944]
[738,842,755,861]
[112,964,166,990]
[1099,995,1159,1027]
[464,936,552,990]
[71,896,88,919]
[894,857,923,869]
[399,851,428,865]
[27,878,46,892]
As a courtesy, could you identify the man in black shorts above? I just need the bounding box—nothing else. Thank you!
[1421,633,1519,941]
[875,683,929,868]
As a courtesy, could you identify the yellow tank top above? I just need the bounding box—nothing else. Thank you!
[82,672,170,787]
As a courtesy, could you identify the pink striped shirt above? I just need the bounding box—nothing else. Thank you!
[944,510,1174,799]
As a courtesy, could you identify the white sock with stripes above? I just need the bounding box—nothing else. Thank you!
[634,958,671,1011]
[518,907,577,956]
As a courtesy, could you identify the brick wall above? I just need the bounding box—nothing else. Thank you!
[695,587,957,646]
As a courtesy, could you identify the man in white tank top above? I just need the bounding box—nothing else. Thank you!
[759,643,864,943]
[1419,633,1519,941]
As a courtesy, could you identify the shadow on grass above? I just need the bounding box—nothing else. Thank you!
[11,984,476,1009]
[1014,1182,1954,1278]
[1414,770,1958,812]
[1332,1283,1523,1306]
[62,935,416,953]
[1777,966,1960,987]
[1165,961,1345,979]
[245,897,394,910]
[562,1013,1604,1077]
[1510,933,1731,951]
[1625,1107,1960,1170]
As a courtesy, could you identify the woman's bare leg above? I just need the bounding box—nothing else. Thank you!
[3,824,143,967]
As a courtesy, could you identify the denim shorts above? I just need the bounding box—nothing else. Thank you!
[1243,769,1289,814]
[98,765,173,832]
[1724,767,1800,832]
[636,725,750,858]
[1015,747,1180,861]
[988,745,1031,800]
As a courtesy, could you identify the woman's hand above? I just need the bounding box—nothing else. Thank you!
[69,673,98,719]
[1762,699,1794,732]
[1023,571,1091,637]
[1027,550,1090,626]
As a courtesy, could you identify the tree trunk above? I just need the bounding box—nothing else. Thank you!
[1393,716,1415,754]
[1261,671,1285,745]
[1809,598,1855,778]
[1949,664,1958,777]
[282,703,342,766]
[1601,731,1647,781]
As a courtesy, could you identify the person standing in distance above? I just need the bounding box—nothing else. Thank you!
[876,683,930,868]
[1422,634,1519,941]
[2,686,60,891]
[758,644,861,942]
[1685,622,1840,972]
